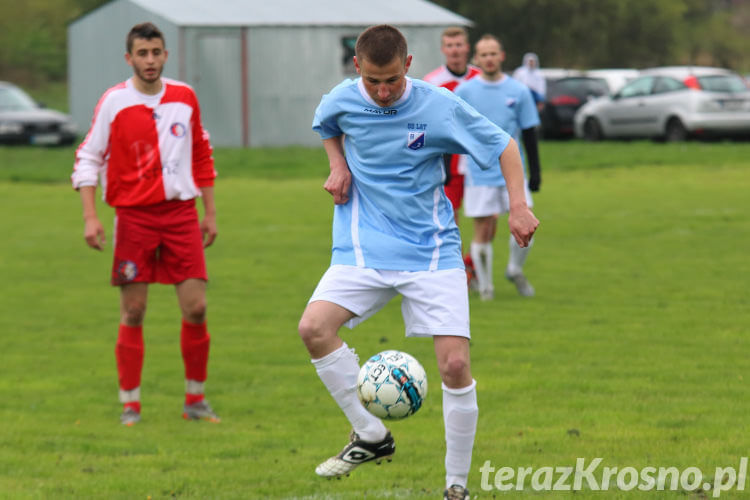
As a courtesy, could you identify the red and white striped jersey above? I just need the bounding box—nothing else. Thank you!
[72,78,216,207]
[423,65,481,92]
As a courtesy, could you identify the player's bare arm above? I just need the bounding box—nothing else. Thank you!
[499,139,539,247]
[322,136,351,205]
[199,186,217,247]
[79,185,106,250]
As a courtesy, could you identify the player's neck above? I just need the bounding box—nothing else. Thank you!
[132,77,163,96]
[446,64,468,78]
[481,70,504,82]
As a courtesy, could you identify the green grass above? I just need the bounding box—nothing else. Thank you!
[1,141,749,498]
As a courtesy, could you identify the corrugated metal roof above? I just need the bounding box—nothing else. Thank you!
[128,0,472,26]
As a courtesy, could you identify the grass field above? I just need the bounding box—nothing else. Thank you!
[1,141,749,499]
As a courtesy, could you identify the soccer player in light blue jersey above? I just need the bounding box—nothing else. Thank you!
[297,25,539,500]
[455,34,542,299]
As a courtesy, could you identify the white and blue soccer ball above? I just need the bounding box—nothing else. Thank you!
[357,350,428,420]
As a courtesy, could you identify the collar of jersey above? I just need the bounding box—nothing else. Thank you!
[477,74,508,86]
[127,77,167,106]
[357,76,413,109]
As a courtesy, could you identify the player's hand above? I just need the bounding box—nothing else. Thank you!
[508,206,539,248]
[201,213,218,247]
[528,173,541,192]
[84,217,106,250]
[324,159,352,205]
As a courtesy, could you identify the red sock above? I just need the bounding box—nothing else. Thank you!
[181,320,210,382]
[124,401,141,413]
[185,393,205,406]
[116,324,144,391]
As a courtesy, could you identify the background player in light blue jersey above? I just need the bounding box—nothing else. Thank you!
[455,34,542,299]
[297,25,538,500]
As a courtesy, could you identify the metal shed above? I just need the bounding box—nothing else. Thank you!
[68,0,472,147]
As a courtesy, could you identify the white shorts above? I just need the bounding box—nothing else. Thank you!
[308,265,470,338]
[463,184,533,218]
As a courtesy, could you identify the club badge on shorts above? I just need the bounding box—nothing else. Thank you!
[117,260,138,282]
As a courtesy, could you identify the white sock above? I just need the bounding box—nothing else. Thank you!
[443,379,478,489]
[507,234,533,276]
[470,242,488,292]
[481,242,493,292]
[312,343,387,442]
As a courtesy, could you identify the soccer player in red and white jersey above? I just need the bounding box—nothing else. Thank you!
[424,26,482,288]
[72,22,219,426]
[424,26,481,222]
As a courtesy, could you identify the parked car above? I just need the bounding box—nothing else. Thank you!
[0,81,77,146]
[540,76,610,138]
[538,68,583,80]
[574,66,750,141]
[584,68,640,94]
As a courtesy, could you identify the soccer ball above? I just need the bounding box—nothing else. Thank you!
[357,350,428,420]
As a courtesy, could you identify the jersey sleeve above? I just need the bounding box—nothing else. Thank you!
[312,80,354,139]
[188,90,216,188]
[72,91,113,189]
[448,97,511,170]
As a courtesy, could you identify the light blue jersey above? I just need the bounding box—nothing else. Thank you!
[312,77,511,271]
[455,75,539,187]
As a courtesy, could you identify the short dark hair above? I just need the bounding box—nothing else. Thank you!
[126,22,165,53]
[355,25,407,67]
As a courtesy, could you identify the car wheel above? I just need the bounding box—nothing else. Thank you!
[583,117,603,141]
[665,117,688,142]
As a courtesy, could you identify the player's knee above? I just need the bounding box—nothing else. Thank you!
[298,314,330,348]
[439,353,470,385]
[182,298,207,324]
[121,300,147,325]
[297,316,317,344]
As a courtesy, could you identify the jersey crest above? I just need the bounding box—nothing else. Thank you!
[407,131,425,150]
[170,122,187,137]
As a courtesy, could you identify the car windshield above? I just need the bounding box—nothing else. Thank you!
[697,75,748,93]
[549,77,609,98]
[0,86,39,111]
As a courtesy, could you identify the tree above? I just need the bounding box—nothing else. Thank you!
[0,0,109,84]
[431,0,750,71]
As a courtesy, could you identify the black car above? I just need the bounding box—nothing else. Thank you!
[540,76,609,139]
[0,81,77,146]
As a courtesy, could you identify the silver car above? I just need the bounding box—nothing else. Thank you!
[0,81,77,146]
[574,66,750,141]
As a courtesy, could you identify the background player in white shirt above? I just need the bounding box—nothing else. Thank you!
[513,52,547,112]
[298,25,538,500]
[456,35,542,299]
[72,23,219,426]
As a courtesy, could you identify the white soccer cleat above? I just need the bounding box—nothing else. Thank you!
[120,407,141,426]
[182,399,220,422]
[505,271,535,297]
[315,430,395,478]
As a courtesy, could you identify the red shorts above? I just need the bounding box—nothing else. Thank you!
[444,154,464,212]
[112,199,207,286]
